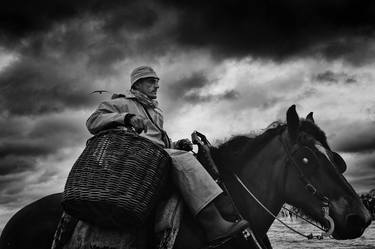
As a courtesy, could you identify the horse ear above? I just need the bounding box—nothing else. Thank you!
[306,112,315,123]
[287,105,300,142]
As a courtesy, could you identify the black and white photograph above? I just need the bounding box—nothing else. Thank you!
[0,1,374,248]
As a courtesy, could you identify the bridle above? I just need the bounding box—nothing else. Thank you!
[278,132,335,237]
[234,131,335,240]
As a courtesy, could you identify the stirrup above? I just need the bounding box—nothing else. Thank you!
[208,226,250,248]
[207,220,249,247]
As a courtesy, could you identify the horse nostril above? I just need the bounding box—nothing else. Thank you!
[345,214,367,229]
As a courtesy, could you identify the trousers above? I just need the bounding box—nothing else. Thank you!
[164,149,223,216]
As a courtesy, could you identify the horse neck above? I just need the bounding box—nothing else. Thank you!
[222,134,288,237]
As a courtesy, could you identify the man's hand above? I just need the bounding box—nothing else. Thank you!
[129,115,148,134]
[175,138,193,151]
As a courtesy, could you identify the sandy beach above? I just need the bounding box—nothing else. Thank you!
[268,217,375,248]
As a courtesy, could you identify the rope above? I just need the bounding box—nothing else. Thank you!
[234,173,325,240]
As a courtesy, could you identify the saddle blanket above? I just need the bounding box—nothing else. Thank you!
[52,193,183,249]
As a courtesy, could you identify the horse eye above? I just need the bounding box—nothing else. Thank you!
[302,158,309,164]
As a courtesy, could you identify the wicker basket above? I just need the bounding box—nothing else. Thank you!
[62,129,171,228]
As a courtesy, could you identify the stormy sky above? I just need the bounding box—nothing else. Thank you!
[0,0,375,229]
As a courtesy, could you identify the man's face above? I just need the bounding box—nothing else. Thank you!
[136,77,159,99]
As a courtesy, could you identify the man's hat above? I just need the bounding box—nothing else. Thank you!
[130,66,159,87]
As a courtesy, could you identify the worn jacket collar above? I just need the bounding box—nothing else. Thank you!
[111,91,163,113]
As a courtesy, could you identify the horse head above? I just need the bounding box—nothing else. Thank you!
[283,105,372,239]
[213,105,371,243]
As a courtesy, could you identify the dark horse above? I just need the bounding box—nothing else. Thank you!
[0,105,371,249]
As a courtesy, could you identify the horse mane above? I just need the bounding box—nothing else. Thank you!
[212,121,286,172]
[299,119,330,149]
[212,119,330,173]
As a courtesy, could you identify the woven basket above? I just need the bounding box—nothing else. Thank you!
[62,129,171,228]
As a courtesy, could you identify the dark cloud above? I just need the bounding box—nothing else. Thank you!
[0,57,98,115]
[0,0,176,117]
[345,78,357,84]
[166,72,239,104]
[0,117,26,138]
[316,71,339,83]
[0,156,36,175]
[0,141,53,158]
[0,184,27,205]
[315,38,375,65]
[0,0,374,63]
[222,90,239,100]
[0,0,372,124]
[344,153,375,192]
[0,0,168,59]
[349,175,375,193]
[100,2,159,33]
[330,120,375,153]
[28,115,87,140]
[162,0,375,62]
[87,45,126,72]
[0,1,157,44]
[0,113,87,220]
[167,71,210,99]
[0,114,87,177]
[314,70,357,84]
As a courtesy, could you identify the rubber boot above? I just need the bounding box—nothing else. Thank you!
[197,201,249,244]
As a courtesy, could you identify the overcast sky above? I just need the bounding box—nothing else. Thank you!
[0,0,375,229]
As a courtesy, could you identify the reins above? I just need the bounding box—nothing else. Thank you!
[233,132,335,240]
[234,174,324,240]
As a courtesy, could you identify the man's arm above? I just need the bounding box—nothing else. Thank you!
[86,101,129,134]
[86,100,148,135]
[172,138,193,151]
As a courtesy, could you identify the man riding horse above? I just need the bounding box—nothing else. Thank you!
[1,87,371,248]
[85,66,249,244]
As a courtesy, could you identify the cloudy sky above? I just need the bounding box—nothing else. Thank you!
[1,0,375,229]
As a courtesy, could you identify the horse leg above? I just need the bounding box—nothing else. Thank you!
[261,235,272,249]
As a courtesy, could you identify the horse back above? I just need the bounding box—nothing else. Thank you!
[0,193,63,249]
[0,193,272,249]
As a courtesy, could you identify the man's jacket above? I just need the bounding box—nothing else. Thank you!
[86,91,170,148]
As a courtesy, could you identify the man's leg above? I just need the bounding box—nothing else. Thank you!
[165,149,248,243]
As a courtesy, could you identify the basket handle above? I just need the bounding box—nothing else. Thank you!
[86,127,139,145]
